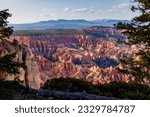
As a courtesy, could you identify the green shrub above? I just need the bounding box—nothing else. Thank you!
[41,78,100,94]
[95,81,150,99]
[42,78,150,100]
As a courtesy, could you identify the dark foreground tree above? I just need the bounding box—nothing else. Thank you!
[115,0,150,81]
[0,9,24,75]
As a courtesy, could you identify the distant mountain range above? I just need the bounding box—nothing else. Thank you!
[10,19,130,30]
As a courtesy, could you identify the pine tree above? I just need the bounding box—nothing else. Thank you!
[0,9,13,41]
[115,0,150,82]
[0,9,24,75]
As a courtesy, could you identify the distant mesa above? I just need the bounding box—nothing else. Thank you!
[9,19,130,30]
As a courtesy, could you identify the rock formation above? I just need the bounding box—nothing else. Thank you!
[0,39,41,89]
[6,27,143,88]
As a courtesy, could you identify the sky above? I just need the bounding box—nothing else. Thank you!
[0,0,139,24]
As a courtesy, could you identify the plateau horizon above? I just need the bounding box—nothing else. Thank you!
[9,19,130,30]
[0,0,138,23]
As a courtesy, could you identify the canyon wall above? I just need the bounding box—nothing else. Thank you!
[0,39,41,89]
[2,27,141,88]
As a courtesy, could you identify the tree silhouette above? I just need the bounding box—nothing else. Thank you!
[115,0,150,82]
[0,9,24,76]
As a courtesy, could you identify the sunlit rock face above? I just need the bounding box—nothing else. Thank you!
[0,39,41,89]
[8,27,142,87]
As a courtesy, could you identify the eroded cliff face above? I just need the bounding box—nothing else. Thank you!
[26,34,130,84]
[7,27,146,87]
[9,33,132,85]
[0,39,41,89]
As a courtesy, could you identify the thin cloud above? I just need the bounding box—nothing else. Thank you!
[89,9,95,13]
[112,3,129,9]
[102,2,129,14]
[64,7,94,13]
[72,8,89,12]
[64,8,71,11]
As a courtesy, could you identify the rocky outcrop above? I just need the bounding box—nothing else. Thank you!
[0,39,41,89]
[9,36,131,85]
[9,27,142,86]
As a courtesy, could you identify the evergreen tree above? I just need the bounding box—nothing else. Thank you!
[0,9,24,75]
[0,9,13,41]
[115,0,150,81]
